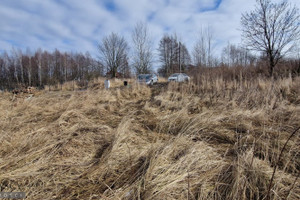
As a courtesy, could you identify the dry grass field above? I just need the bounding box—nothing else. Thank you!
[0,77,299,199]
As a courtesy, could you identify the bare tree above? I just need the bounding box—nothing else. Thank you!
[296,46,300,74]
[221,43,256,67]
[241,0,300,76]
[35,48,43,87]
[2,51,12,88]
[176,40,191,73]
[0,48,102,90]
[25,48,33,86]
[119,54,131,78]
[11,48,20,84]
[158,34,191,76]
[158,34,172,75]
[132,22,153,74]
[15,49,25,84]
[193,26,214,67]
[98,32,129,78]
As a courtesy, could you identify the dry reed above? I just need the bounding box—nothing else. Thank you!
[0,76,299,199]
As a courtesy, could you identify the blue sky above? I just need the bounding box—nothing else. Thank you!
[0,0,298,65]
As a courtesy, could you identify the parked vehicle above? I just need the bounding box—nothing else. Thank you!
[168,73,190,82]
[137,74,158,85]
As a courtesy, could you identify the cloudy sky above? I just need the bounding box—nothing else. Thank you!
[0,0,299,65]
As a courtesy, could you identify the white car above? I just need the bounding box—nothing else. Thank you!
[137,74,158,85]
[168,73,190,82]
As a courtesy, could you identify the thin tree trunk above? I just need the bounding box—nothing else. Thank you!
[38,63,42,87]
[28,57,32,86]
[269,56,275,77]
[20,57,24,84]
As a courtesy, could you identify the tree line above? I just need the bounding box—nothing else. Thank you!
[1,0,299,90]
[0,48,103,90]
[98,0,299,78]
[157,34,191,76]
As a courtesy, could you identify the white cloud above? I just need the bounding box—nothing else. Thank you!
[1,0,298,65]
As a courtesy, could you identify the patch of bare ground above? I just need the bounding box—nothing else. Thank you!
[0,77,299,199]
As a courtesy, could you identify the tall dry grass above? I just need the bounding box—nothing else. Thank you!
[43,77,137,91]
[0,76,299,199]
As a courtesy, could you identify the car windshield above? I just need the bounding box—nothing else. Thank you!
[138,74,151,80]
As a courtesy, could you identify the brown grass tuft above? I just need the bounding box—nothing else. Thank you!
[0,77,299,199]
